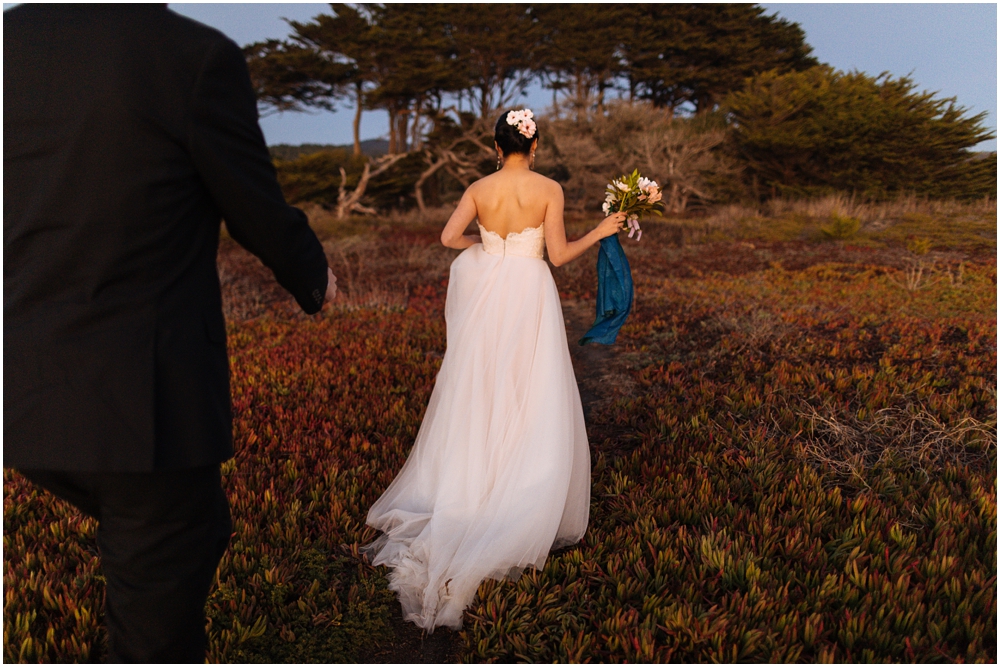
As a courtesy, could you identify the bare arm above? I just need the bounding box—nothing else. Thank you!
[543,184,626,267]
[441,189,482,249]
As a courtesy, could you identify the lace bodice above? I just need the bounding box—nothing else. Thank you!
[477,222,545,259]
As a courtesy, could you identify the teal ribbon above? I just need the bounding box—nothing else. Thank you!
[580,235,634,345]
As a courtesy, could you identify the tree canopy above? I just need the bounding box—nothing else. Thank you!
[246,3,995,210]
[244,3,816,149]
[622,4,817,114]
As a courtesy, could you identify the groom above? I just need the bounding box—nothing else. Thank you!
[5,5,334,662]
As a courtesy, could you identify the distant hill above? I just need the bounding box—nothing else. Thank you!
[269,139,389,161]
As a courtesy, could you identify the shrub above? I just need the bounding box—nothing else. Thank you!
[540,102,740,212]
[274,148,436,214]
[274,148,366,208]
[820,212,862,240]
[906,236,933,256]
[726,66,997,200]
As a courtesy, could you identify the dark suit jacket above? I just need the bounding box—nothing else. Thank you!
[4,5,329,471]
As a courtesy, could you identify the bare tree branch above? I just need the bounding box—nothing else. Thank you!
[336,153,408,219]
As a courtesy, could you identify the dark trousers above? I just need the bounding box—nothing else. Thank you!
[18,465,232,663]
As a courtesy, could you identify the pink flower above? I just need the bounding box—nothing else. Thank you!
[507,109,536,138]
[626,214,640,239]
[647,189,662,204]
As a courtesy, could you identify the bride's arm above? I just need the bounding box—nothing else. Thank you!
[440,190,482,249]
[544,184,626,267]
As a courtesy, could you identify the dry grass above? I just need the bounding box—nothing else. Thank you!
[709,308,794,356]
[219,205,458,321]
[798,402,997,487]
[323,237,409,312]
[321,229,457,314]
[711,193,996,227]
[376,204,455,227]
[651,194,998,250]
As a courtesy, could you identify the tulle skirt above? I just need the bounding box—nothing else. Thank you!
[363,243,590,631]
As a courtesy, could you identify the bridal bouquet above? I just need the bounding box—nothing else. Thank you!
[602,169,663,240]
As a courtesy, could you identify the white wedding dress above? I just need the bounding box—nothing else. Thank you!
[364,222,591,631]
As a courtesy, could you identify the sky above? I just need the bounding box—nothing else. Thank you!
[7,3,996,150]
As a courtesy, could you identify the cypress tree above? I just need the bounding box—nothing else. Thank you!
[726,66,997,199]
[622,4,817,114]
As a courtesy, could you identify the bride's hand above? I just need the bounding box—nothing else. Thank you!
[595,211,627,239]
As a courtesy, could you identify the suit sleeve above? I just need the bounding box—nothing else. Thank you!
[186,37,328,314]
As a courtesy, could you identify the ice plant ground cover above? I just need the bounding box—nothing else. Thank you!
[4,204,996,662]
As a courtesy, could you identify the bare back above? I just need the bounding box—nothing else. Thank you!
[441,156,618,267]
[467,168,558,239]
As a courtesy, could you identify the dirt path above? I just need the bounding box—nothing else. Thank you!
[359,606,462,663]
[360,301,616,663]
[563,301,617,424]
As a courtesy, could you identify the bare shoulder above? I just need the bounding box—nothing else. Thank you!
[533,173,564,200]
[459,177,484,206]
[465,173,496,197]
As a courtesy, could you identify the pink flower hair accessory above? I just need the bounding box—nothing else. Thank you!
[506,108,536,139]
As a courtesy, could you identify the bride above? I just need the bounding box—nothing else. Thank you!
[363,109,625,631]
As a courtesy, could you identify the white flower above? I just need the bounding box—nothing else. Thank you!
[602,202,611,214]
[617,181,629,192]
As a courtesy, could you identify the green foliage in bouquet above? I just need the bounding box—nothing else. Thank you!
[604,169,664,239]
[604,169,664,216]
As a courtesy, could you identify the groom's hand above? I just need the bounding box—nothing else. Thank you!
[325,267,338,305]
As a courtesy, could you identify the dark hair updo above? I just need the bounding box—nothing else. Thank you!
[494,108,538,156]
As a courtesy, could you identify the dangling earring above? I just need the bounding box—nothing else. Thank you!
[496,152,502,171]
[530,150,536,170]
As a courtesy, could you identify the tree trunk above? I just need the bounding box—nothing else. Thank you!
[414,152,450,214]
[480,85,489,119]
[387,108,397,155]
[411,101,422,151]
[575,72,586,124]
[352,83,363,157]
[396,111,409,154]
